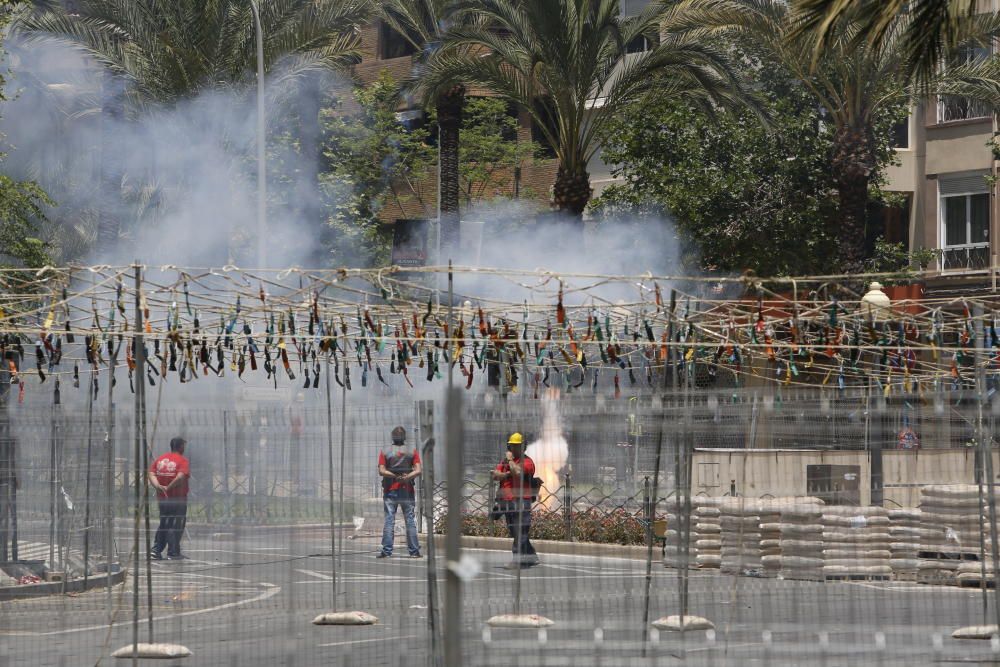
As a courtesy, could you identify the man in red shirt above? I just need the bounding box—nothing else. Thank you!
[149,437,190,560]
[492,433,539,569]
[377,426,422,558]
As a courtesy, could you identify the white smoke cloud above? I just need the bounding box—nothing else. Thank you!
[1,35,354,269]
[525,388,569,508]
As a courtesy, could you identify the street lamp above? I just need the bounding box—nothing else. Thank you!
[861,281,892,322]
[249,0,267,269]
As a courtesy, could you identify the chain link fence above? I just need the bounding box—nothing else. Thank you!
[2,382,1000,666]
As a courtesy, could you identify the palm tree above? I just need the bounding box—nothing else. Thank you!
[14,0,370,109]
[13,0,371,255]
[378,0,467,256]
[791,0,981,87]
[677,0,928,272]
[424,0,756,221]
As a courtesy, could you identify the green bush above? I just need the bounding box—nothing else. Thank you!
[439,507,656,545]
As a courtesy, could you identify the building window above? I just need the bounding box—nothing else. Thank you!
[890,116,909,149]
[865,193,912,260]
[625,33,659,54]
[938,43,992,123]
[940,175,990,270]
[531,98,558,158]
[379,21,416,60]
[395,108,437,146]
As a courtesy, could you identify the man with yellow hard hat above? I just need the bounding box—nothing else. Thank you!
[491,432,540,568]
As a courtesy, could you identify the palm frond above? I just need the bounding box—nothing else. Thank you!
[13,0,370,108]
[427,0,759,192]
[791,0,979,87]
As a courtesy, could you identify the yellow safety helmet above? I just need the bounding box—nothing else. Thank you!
[507,432,524,446]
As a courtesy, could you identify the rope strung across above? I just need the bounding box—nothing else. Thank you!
[0,264,996,399]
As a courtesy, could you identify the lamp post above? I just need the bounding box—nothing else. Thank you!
[861,281,891,506]
[249,0,267,269]
[861,281,892,322]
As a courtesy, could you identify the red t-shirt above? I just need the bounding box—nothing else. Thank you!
[150,452,190,499]
[496,455,536,500]
[378,448,421,494]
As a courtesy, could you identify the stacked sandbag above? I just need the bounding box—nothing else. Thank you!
[775,503,825,582]
[693,503,722,569]
[918,485,984,585]
[759,502,784,578]
[888,508,922,579]
[822,506,891,579]
[919,485,983,551]
[720,499,765,575]
[662,497,719,569]
[956,560,996,588]
[660,500,686,569]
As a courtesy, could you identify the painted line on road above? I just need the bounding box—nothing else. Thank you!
[0,583,282,637]
[845,581,971,593]
[295,568,333,581]
[685,641,763,654]
[319,634,416,648]
[542,563,635,576]
[158,572,252,584]
[187,548,301,557]
[294,578,424,584]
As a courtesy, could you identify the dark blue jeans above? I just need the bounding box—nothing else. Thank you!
[381,492,419,556]
[503,498,536,563]
[153,498,187,557]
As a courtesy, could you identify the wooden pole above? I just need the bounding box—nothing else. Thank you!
[82,367,96,586]
[641,414,665,657]
[130,263,144,663]
[974,306,1000,630]
[324,355,337,608]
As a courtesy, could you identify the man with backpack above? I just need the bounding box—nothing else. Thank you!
[492,433,540,569]
[377,426,422,559]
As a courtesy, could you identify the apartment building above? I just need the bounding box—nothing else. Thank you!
[886,81,998,294]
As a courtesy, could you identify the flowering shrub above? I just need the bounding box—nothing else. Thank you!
[438,507,657,545]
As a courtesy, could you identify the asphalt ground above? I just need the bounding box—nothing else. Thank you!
[2,526,1000,666]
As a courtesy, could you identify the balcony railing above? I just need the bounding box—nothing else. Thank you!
[938,95,992,123]
[940,243,990,271]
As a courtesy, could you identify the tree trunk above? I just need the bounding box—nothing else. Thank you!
[437,87,464,260]
[96,71,124,260]
[553,164,592,220]
[831,125,876,273]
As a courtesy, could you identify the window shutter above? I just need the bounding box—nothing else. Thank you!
[939,172,990,195]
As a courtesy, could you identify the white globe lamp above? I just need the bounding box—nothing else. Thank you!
[861,282,892,322]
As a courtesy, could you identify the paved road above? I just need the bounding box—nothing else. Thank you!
[2,527,1000,666]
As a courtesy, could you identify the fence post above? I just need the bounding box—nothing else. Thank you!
[487,478,496,527]
[563,473,572,541]
[643,476,652,548]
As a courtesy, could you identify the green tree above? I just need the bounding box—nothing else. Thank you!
[14,0,370,109]
[13,0,370,256]
[320,71,437,266]
[0,175,53,269]
[378,0,469,256]
[681,0,913,272]
[792,1,996,87]
[0,13,52,269]
[592,67,841,276]
[456,98,542,206]
[425,0,756,222]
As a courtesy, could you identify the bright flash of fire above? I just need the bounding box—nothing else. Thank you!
[526,388,568,510]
